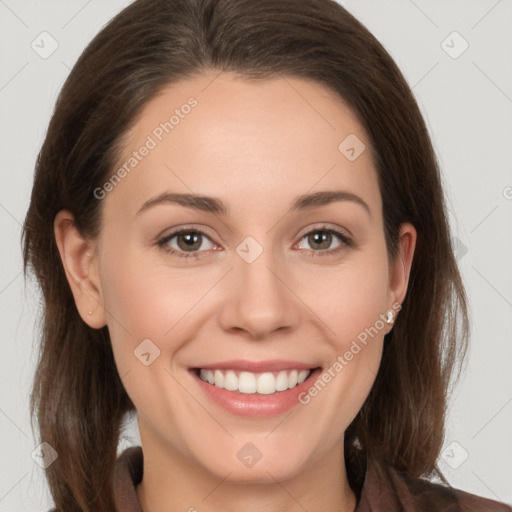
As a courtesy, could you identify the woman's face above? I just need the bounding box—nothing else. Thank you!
[61,71,415,483]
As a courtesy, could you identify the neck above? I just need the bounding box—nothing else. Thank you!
[135,436,358,512]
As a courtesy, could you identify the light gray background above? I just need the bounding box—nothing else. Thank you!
[1,1,511,510]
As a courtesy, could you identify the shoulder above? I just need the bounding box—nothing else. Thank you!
[358,460,512,512]
[403,475,512,512]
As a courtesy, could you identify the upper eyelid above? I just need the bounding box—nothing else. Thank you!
[296,224,352,240]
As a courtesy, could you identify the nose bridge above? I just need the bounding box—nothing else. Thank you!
[218,234,299,338]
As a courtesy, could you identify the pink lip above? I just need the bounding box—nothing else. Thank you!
[189,365,322,418]
[191,359,316,372]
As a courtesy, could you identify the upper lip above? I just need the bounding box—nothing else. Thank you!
[191,359,319,372]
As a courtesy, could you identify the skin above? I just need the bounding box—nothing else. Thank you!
[55,71,416,512]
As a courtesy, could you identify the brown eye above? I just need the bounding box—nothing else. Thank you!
[175,232,203,252]
[306,231,335,251]
[157,228,216,259]
[296,227,352,255]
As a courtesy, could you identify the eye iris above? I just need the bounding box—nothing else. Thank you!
[177,232,201,251]
[309,231,332,250]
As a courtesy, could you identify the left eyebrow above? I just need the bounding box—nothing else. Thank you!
[136,189,371,217]
[289,190,371,217]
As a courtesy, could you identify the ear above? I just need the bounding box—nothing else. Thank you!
[387,222,417,309]
[54,210,106,329]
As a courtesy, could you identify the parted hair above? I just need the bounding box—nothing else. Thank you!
[22,0,469,509]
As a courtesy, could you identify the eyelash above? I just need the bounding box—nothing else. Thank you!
[156,225,353,261]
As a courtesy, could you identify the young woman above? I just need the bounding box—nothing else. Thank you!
[22,0,511,510]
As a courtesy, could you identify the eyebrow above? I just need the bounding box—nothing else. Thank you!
[136,189,371,217]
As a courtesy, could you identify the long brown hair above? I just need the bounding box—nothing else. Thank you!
[22,0,469,509]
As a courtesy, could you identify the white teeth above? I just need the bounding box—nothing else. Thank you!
[198,368,312,394]
[275,371,289,391]
[200,369,214,384]
[238,371,257,394]
[224,370,238,391]
[297,369,309,384]
[288,369,298,388]
[256,372,276,394]
[214,370,224,388]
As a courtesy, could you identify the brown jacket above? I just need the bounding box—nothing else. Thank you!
[113,446,512,511]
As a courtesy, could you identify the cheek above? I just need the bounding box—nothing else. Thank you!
[97,242,224,399]
[297,247,389,423]
[299,295,386,451]
[98,249,193,437]
[97,243,172,369]
[306,250,390,343]
[99,241,208,338]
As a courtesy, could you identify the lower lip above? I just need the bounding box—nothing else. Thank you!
[190,368,322,418]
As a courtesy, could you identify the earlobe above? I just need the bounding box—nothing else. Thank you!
[54,210,106,329]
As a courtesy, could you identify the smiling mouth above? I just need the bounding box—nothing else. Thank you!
[191,367,321,395]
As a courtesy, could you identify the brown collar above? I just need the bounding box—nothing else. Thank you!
[113,446,512,512]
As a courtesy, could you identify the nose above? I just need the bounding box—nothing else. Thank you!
[218,245,301,340]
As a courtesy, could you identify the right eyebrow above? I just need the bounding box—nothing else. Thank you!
[136,192,229,216]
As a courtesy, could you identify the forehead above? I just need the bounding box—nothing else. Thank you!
[106,72,381,219]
